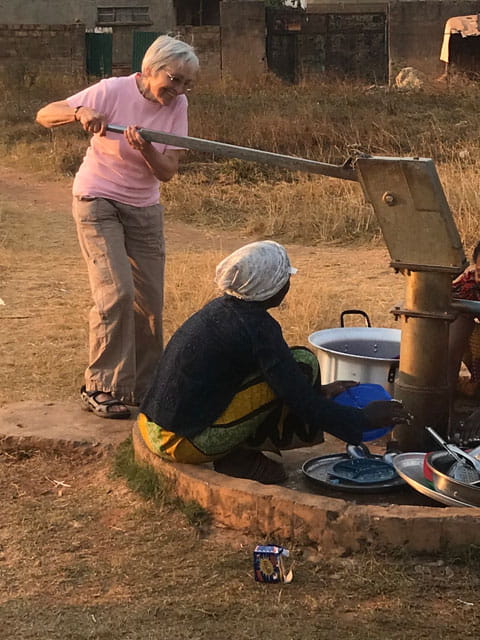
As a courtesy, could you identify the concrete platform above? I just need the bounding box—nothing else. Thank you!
[131,425,480,554]
[0,400,133,454]
[1,401,479,553]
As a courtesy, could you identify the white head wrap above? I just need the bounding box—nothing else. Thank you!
[215,240,297,302]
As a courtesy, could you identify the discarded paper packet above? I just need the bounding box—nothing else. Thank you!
[253,545,293,583]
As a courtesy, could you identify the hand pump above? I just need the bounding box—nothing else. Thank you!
[107,125,468,450]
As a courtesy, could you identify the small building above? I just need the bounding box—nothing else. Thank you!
[1,0,480,84]
[0,0,175,76]
[0,0,266,81]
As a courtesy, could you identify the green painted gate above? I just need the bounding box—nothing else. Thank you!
[132,32,160,72]
[86,32,113,77]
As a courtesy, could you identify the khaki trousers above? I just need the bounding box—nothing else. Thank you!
[72,196,165,404]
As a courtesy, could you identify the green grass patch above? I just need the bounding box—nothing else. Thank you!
[112,437,211,529]
[179,498,212,529]
[112,437,168,502]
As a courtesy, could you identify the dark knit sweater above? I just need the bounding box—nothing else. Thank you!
[141,296,368,442]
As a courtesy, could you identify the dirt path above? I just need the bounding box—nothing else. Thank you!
[0,162,391,252]
[0,162,402,298]
[0,163,405,406]
[0,164,240,251]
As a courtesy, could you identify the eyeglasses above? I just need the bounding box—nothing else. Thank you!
[164,69,194,92]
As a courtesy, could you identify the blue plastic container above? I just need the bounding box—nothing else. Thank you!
[334,383,393,442]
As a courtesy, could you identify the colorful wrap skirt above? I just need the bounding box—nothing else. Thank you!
[137,347,322,464]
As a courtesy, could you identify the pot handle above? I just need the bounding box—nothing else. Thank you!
[340,309,372,328]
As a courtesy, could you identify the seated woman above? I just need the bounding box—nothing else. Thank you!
[138,241,409,484]
[449,241,480,397]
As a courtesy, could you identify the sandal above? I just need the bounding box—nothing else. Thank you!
[80,386,131,420]
[213,449,287,484]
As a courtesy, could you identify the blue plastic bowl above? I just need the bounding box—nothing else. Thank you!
[334,383,393,442]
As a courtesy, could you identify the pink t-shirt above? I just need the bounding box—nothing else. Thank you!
[67,74,188,207]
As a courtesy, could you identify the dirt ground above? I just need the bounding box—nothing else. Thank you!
[2,167,480,639]
[0,163,404,406]
[2,446,480,640]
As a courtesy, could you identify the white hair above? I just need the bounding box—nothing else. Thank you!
[141,35,199,77]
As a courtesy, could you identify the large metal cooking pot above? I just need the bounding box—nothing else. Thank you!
[425,451,480,507]
[308,310,401,395]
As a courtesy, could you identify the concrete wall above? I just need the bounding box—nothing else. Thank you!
[0,0,176,76]
[2,0,480,83]
[0,0,175,30]
[0,0,235,81]
[179,5,264,81]
[308,0,480,80]
[0,21,227,83]
[268,6,388,83]
[308,2,387,13]
[0,23,85,75]
[176,25,221,78]
[389,0,480,78]
[220,1,266,80]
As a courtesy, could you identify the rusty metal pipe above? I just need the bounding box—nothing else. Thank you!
[355,156,466,451]
[393,270,453,450]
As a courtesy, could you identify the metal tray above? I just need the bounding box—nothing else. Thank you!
[302,453,405,493]
[393,453,474,508]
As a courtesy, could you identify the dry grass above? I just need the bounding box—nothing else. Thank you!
[3,73,480,638]
[162,164,376,243]
[2,448,480,639]
[1,71,480,248]
[3,71,475,400]
[0,170,403,405]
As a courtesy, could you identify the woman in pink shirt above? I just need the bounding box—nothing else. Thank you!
[36,35,199,418]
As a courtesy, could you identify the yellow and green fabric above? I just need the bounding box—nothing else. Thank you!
[138,347,321,463]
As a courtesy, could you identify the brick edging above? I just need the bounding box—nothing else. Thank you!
[131,424,480,553]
